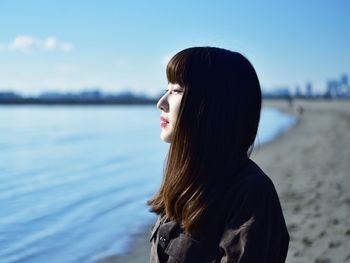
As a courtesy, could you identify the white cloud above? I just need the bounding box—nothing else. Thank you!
[44,37,72,52]
[0,35,73,53]
[43,37,58,49]
[60,43,73,52]
[9,35,40,52]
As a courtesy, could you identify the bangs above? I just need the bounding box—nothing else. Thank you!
[166,50,190,87]
[166,47,212,88]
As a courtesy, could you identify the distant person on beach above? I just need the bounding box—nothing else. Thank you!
[148,47,289,262]
[297,105,304,115]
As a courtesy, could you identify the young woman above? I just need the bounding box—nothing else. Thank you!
[148,47,289,263]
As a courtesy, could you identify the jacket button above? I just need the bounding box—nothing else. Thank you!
[159,236,167,243]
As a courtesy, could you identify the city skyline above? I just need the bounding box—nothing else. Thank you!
[3,72,349,101]
[0,0,349,96]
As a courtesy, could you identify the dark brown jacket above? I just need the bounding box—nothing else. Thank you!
[149,159,289,262]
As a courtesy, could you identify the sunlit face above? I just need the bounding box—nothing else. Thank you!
[156,83,185,143]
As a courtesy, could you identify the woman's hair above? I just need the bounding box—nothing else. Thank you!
[147,47,261,236]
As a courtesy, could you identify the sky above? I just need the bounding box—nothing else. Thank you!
[0,0,349,97]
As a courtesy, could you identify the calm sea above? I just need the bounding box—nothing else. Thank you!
[0,105,296,262]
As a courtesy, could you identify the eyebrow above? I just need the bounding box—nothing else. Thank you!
[167,86,185,91]
[173,85,185,90]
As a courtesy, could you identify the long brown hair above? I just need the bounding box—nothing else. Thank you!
[147,47,261,236]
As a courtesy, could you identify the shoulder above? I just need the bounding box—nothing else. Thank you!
[221,159,284,227]
[224,158,278,203]
[239,158,275,189]
[218,159,290,262]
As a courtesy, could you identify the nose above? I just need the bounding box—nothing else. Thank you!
[157,93,169,112]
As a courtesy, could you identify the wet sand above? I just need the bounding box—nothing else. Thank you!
[99,100,350,263]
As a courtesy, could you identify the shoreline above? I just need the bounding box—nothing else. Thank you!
[252,100,350,262]
[98,100,350,263]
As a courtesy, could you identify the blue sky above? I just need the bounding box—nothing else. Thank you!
[0,0,349,96]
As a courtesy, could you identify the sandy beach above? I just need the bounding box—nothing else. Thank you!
[99,100,350,263]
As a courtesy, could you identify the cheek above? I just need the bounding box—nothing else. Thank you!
[173,97,183,116]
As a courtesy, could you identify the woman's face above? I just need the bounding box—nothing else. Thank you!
[157,83,184,143]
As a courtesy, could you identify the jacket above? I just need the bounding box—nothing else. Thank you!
[149,158,289,263]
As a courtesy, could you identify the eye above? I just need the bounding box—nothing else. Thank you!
[165,88,183,95]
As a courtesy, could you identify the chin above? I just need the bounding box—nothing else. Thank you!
[160,132,173,143]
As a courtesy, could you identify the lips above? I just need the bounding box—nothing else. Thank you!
[160,116,169,123]
[160,116,169,128]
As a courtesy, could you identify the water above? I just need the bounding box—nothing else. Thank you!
[0,105,296,262]
[256,107,297,145]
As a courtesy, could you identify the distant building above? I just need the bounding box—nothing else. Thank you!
[262,86,291,98]
[80,90,102,99]
[39,92,70,99]
[325,74,350,98]
[294,85,302,97]
[306,82,313,97]
[272,87,291,97]
[340,74,349,87]
[0,91,21,99]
